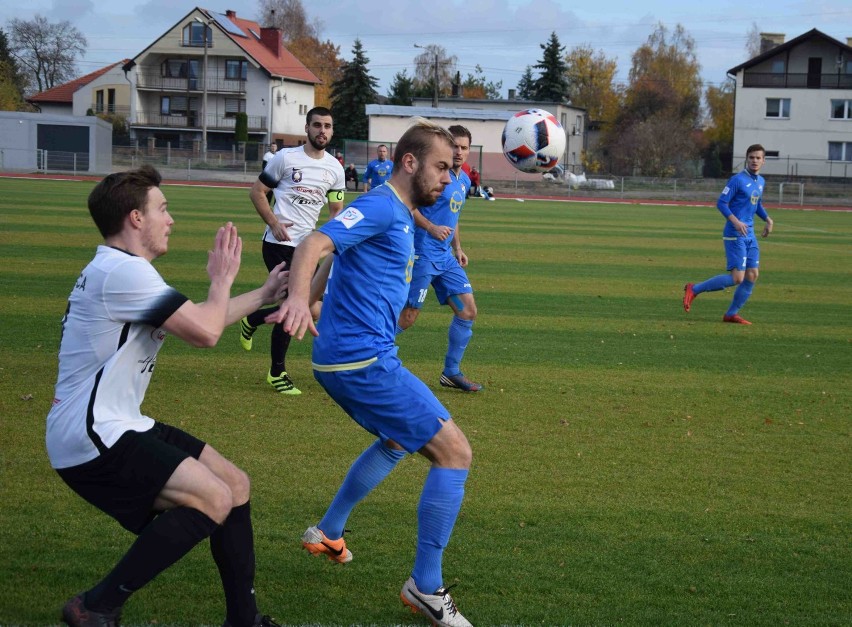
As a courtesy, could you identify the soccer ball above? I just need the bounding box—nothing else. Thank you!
[501,108,566,173]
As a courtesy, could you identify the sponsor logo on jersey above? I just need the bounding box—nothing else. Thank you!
[335,207,365,228]
[449,190,465,213]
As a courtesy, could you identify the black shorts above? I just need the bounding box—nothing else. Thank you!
[56,422,206,534]
[262,240,295,273]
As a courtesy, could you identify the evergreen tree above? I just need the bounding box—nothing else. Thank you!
[0,28,27,109]
[387,69,414,106]
[533,32,569,103]
[330,39,379,141]
[516,66,535,99]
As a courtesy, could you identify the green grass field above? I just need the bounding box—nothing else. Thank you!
[0,176,849,626]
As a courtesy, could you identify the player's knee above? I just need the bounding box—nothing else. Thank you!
[228,466,251,506]
[204,481,235,524]
[399,307,419,330]
[746,269,759,282]
[731,274,745,285]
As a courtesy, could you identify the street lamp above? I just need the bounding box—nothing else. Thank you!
[414,44,439,108]
[194,17,212,161]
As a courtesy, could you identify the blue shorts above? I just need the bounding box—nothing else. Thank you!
[724,236,760,271]
[406,256,473,309]
[314,351,449,453]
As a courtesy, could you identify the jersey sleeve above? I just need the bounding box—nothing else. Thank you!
[319,197,395,255]
[362,162,372,182]
[103,257,188,328]
[259,152,286,189]
[716,175,738,217]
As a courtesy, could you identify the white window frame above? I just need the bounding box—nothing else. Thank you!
[766,98,791,119]
[828,141,852,161]
[830,99,852,120]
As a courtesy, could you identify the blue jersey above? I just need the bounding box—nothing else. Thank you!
[717,169,768,238]
[414,168,470,262]
[363,159,393,188]
[313,184,414,367]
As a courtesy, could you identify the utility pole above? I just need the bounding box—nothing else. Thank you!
[195,16,213,161]
[414,44,439,108]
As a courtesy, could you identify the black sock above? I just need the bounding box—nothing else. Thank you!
[245,307,276,328]
[86,507,218,613]
[270,323,291,376]
[210,502,258,627]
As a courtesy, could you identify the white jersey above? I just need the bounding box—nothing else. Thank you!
[45,246,188,469]
[259,145,345,247]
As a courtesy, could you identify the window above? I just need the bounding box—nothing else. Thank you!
[771,60,785,73]
[95,90,104,113]
[831,99,852,119]
[299,104,308,115]
[828,142,852,161]
[224,98,246,117]
[766,98,790,118]
[161,96,197,116]
[162,59,188,78]
[182,22,211,47]
[225,60,248,81]
[765,150,780,159]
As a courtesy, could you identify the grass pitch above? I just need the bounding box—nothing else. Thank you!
[0,177,849,626]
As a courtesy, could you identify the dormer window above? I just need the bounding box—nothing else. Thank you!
[183,22,212,47]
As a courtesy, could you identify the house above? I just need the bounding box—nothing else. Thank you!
[26,61,130,117]
[123,7,320,152]
[728,29,852,178]
[372,97,586,181]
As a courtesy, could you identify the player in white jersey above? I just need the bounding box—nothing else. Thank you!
[48,166,287,627]
[240,106,346,395]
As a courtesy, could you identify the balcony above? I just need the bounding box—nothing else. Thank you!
[131,112,267,132]
[91,104,131,116]
[136,72,246,94]
[743,72,852,89]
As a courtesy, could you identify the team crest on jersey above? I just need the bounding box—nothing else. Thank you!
[323,169,333,184]
[335,207,365,229]
[292,168,303,183]
[449,191,465,213]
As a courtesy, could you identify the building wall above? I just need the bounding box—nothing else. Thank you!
[73,67,131,116]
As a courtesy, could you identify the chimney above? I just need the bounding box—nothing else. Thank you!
[260,27,282,57]
[847,37,852,47]
[759,33,785,54]
[508,88,516,100]
[226,10,236,19]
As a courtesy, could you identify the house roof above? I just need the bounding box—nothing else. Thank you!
[727,28,852,76]
[129,7,320,85]
[27,60,128,104]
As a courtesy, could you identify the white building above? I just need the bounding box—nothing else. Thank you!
[728,29,852,178]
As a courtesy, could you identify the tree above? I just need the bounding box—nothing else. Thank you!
[413,44,457,99]
[461,65,502,99]
[745,22,762,59]
[257,0,342,108]
[330,39,378,141]
[599,23,703,176]
[564,44,620,122]
[516,66,535,99]
[387,69,414,106]
[703,79,735,175]
[533,32,569,102]
[257,0,320,41]
[234,112,248,144]
[7,15,86,94]
[0,28,27,110]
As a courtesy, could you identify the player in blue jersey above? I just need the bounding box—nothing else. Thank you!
[398,125,482,392]
[264,119,473,627]
[362,144,393,191]
[683,144,774,324]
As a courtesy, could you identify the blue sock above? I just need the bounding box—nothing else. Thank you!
[443,317,473,376]
[411,467,468,594]
[726,280,754,316]
[694,274,735,294]
[318,440,405,539]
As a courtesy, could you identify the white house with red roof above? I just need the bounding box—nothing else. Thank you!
[27,61,130,117]
[123,6,320,151]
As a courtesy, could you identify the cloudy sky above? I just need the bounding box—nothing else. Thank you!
[3,0,850,94]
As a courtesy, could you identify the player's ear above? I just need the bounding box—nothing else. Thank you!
[402,153,417,173]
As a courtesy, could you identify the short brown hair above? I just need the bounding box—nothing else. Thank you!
[88,165,162,238]
[393,118,455,170]
[447,124,472,143]
[306,106,332,125]
[746,144,765,157]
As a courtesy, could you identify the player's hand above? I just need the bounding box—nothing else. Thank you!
[270,220,294,242]
[264,299,318,339]
[207,222,242,285]
[262,261,289,304]
[731,217,748,236]
[762,217,774,238]
[429,224,453,241]
[455,249,468,267]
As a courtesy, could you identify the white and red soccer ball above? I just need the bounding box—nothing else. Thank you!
[501,108,566,173]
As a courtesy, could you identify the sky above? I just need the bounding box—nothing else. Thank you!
[2,0,851,95]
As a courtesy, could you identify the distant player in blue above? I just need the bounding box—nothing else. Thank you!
[684,144,774,324]
[362,144,393,191]
[398,125,483,392]
[265,119,473,626]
